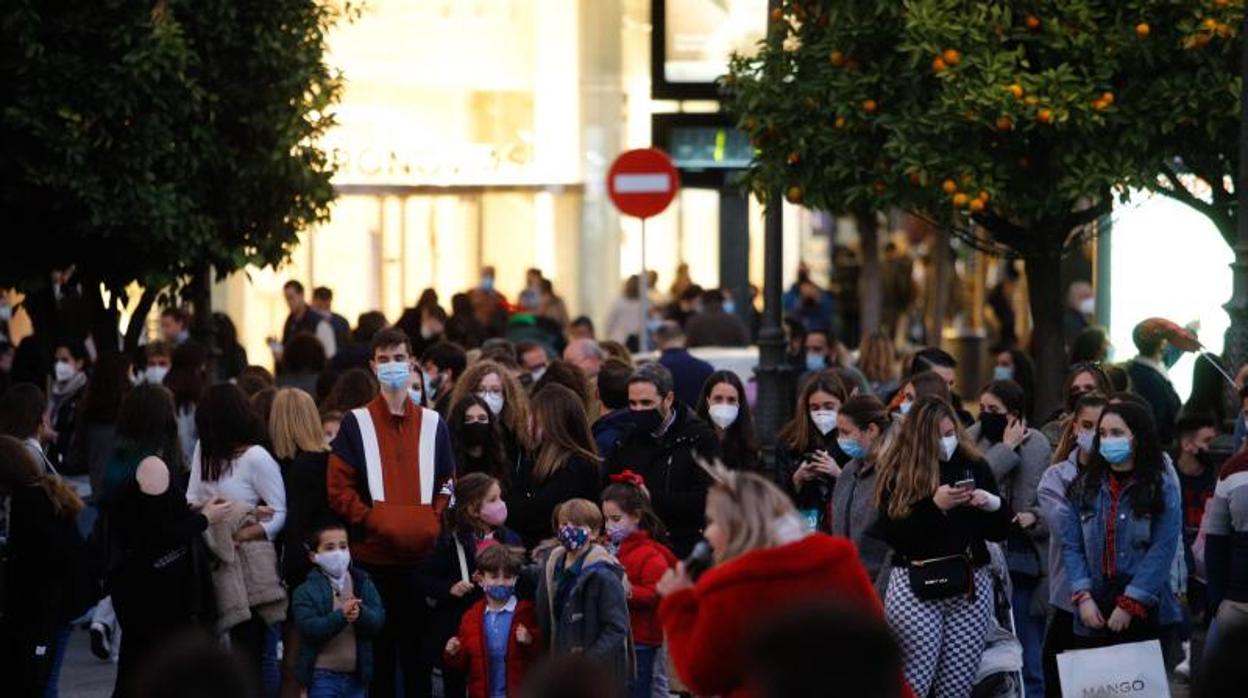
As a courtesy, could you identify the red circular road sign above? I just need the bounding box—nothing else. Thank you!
[607,148,680,219]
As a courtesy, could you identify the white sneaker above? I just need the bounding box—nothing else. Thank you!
[1174,640,1192,678]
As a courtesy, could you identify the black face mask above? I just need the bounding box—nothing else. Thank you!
[1196,449,1214,468]
[629,408,664,435]
[979,413,1008,444]
[460,422,491,448]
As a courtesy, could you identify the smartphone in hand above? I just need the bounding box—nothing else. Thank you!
[953,478,976,491]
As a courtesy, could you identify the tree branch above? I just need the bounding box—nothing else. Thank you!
[1158,162,1216,218]
[124,286,159,353]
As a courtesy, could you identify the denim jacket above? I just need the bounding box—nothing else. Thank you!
[1061,469,1182,635]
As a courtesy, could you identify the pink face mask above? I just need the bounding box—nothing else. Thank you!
[480,499,508,528]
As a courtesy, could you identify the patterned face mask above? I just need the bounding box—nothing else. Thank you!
[557,524,591,552]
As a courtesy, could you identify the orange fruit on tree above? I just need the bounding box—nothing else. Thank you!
[770,8,783,22]
[1216,23,1233,38]
[1195,33,1213,48]
[943,49,962,65]
[1025,15,1041,30]
[995,116,1014,131]
[862,99,878,113]
[1136,23,1150,38]
[941,179,958,195]
[787,151,801,165]
[1037,108,1054,123]
[1203,18,1219,31]
[960,174,974,186]
[1008,83,1025,99]
[952,193,970,208]
[785,185,802,204]
[834,115,847,129]
[932,56,948,73]
[830,50,847,67]
[977,191,991,203]
[1101,92,1115,105]
[969,199,986,213]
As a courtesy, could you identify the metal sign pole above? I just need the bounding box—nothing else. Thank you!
[639,217,649,353]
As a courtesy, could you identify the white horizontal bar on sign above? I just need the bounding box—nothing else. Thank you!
[614,173,671,194]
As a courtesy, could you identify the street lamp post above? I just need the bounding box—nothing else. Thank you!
[756,192,794,474]
[1224,14,1248,404]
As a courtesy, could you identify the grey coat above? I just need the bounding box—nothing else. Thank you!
[536,544,632,690]
[829,458,892,594]
[969,423,1052,615]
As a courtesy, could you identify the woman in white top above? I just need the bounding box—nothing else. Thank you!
[185,382,286,688]
[186,383,286,540]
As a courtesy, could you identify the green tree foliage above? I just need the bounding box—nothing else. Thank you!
[725,0,1243,416]
[0,0,344,349]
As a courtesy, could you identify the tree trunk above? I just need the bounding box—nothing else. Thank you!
[857,209,882,338]
[124,286,159,353]
[189,268,218,380]
[82,280,120,361]
[1025,246,1066,421]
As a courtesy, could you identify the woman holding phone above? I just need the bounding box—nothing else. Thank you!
[775,373,851,532]
[874,395,1011,697]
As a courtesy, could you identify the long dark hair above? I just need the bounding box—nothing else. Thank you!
[530,384,598,482]
[80,353,132,425]
[1072,401,1166,517]
[195,383,265,481]
[602,480,669,543]
[695,370,759,471]
[839,394,892,462]
[0,382,47,440]
[321,367,379,414]
[116,383,184,469]
[165,341,208,410]
[448,395,509,486]
[1002,349,1037,421]
[444,472,500,537]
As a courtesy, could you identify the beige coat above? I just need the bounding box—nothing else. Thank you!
[203,506,287,634]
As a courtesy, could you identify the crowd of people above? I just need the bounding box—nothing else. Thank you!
[1,267,1247,698]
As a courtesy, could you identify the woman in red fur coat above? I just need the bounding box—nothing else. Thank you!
[656,466,895,698]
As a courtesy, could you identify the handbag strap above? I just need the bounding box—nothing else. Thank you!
[455,536,470,583]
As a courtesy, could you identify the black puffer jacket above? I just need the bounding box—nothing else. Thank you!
[604,405,720,556]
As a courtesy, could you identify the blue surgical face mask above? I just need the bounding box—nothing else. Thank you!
[1099,436,1132,464]
[898,400,913,416]
[805,353,826,373]
[993,365,1015,382]
[482,583,515,602]
[409,386,423,405]
[482,276,495,292]
[723,300,736,315]
[376,361,411,391]
[837,437,867,461]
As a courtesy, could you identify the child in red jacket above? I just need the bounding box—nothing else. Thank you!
[444,544,540,698]
[603,471,678,698]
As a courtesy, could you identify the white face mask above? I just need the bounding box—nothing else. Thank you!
[940,434,959,461]
[0,304,11,322]
[479,391,505,416]
[811,409,838,435]
[314,549,351,580]
[1078,296,1095,316]
[708,404,739,430]
[1076,429,1096,454]
[145,365,170,385]
[54,360,77,383]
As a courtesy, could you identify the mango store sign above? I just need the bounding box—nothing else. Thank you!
[325,138,574,187]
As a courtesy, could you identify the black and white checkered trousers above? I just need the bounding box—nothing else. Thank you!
[886,565,993,698]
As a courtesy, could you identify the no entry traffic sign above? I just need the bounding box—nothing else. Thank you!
[607,148,680,219]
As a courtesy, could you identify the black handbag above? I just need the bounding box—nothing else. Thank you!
[908,553,973,601]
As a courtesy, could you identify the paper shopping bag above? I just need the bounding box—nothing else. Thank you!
[1057,640,1170,698]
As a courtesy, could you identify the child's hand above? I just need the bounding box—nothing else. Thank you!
[515,624,532,645]
[343,598,361,623]
[445,637,462,655]
[450,581,474,598]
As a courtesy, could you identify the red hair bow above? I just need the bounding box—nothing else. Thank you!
[609,469,646,488]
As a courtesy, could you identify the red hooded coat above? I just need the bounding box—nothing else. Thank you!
[658,533,888,698]
[616,530,678,646]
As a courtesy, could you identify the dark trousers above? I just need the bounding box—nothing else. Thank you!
[229,614,269,694]
[362,563,428,698]
[1042,609,1075,698]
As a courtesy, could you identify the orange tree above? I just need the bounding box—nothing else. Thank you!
[725,0,1243,417]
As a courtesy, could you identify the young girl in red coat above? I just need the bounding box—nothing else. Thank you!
[443,544,541,698]
[602,470,678,698]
